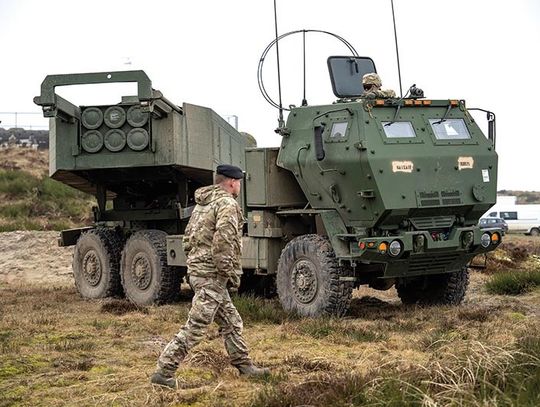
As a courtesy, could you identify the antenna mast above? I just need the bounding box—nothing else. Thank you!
[273,0,285,130]
[391,0,403,97]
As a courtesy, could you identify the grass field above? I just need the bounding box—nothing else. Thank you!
[1,270,539,406]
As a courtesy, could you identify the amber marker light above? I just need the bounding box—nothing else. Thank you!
[450,100,459,106]
[378,242,388,254]
[414,100,422,106]
[375,100,385,106]
[422,100,432,105]
[404,100,413,106]
[491,232,501,244]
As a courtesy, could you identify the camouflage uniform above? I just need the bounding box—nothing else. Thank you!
[156,185,251,375]
[362,72,396,98]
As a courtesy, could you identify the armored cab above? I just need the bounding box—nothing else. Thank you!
[236,56,501,317]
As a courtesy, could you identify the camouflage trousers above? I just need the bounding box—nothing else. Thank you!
[157,275,251,374]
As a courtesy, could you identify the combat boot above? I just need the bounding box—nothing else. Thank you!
[150,369,177,389]
[236,363,270,377]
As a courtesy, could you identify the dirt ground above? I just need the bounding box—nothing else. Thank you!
[1,231,539,316]
[0,231,73,286]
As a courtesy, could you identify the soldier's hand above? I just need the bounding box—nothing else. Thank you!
[228,272,241,289]
[216,274,229,289]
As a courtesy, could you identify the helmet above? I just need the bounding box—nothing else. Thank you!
[362,73,382,88]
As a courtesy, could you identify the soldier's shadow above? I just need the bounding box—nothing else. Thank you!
[176,285,195,302]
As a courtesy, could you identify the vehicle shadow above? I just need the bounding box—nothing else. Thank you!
[346,295,405,320]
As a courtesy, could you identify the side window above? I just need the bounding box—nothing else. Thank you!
[325,120,350,143]
[488,212,497,217]
[500,211,517,220]
[330,122,348,139]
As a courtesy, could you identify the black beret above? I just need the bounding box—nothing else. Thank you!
[216,164,244,179]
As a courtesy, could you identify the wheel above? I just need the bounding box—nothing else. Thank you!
[238,270,277,299]
[120,230,181,305]
[396,267,470,306]
[530,228,540,237]
[276,234,354,317]
[72,228,123,299]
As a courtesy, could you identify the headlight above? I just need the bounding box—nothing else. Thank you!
[480,233,491,248]
[389,240,402,256]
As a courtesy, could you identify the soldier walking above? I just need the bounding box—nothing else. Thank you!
[151,164,269,389]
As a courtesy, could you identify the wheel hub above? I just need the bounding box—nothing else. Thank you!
[82,250,102,286]
[132,253,152,290]
[291,259,318,304]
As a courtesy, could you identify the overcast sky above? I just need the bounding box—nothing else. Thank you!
[1,0,539,190]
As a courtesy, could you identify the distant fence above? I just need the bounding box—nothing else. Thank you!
[0,112,48,130]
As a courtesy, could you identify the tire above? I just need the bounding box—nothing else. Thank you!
[120,230,181,306]
[276,234,354,317]
[72,228,123,299]
[530,228,540,237]
[396,267,469,306]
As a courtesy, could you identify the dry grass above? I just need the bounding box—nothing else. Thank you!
[1,230,540,405]
[1,274,539,407]
[0,148,48,178]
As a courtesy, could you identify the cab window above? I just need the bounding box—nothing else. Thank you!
[381,121,416,138]
[429,119,470,140]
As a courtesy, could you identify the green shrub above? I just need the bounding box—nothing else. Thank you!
[0,220,43,232]
[0,169,39,195]
[39,178,83,200]
[485,270,540,295]
[0,203,31,218]
[0,169,94,230]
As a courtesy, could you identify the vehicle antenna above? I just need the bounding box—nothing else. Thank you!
[302,30,307,106]
[273,0,285,130]
[390,0,403,97]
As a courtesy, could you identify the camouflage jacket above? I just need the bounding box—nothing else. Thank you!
[182,185,243,278]
[364,88,396,98]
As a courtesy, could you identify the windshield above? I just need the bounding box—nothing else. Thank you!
[429,119,470,140]
[381,121,416,138]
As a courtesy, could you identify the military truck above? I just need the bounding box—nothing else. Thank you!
[35,60,501,317]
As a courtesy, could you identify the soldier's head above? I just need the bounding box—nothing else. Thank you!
[215,164,244,198]
[362,73,382,92]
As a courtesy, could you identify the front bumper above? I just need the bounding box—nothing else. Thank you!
[349,226,502,278]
